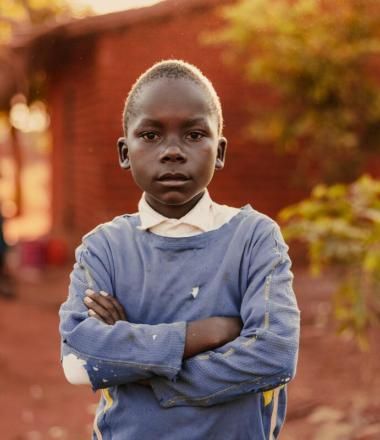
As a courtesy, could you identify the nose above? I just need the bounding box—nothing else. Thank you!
[159,143,186,163]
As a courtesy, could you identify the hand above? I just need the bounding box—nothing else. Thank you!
[84,291,150,387]
[184,316,242,359]
[84,289,127,325]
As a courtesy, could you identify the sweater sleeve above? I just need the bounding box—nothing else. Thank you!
[150,223,300,407]
[59,234,186,390]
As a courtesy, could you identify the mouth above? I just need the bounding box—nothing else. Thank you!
[157,173,190,186]
[157,173,190,181]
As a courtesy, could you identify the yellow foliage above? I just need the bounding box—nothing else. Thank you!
[279,175,380,346]
[209,0,380,183]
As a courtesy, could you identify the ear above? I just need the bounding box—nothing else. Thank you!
[215,137,227,170]
[117,137,130,170]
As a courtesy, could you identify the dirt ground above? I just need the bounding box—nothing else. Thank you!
[0,265,379,440]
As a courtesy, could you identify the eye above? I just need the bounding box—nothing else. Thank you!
[186,131,205,141]
[141,132,160,142]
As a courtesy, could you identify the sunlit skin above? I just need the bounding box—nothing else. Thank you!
[117,78,227,219]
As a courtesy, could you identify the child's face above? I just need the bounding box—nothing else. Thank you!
[118,78,227,218]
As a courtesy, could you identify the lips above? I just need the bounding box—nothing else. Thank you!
[157,173,190,181]
[156,172,190,187]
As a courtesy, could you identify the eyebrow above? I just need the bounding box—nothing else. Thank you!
[135,117,210,129]
[181,118,209,128]
[135,119,163,128]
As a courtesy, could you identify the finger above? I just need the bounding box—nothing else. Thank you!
[85,298,115,324]
[100,291,127,321]
[93,291,127,322]
[85,290,120,323]
[84,295,116,325]
[88,309,107,323]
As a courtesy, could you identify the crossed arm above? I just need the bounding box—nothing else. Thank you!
[63,291,242,385]
[59,224,300,407]
[83,290,242,359]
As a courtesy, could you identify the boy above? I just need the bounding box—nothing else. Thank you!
[59,60,300,439]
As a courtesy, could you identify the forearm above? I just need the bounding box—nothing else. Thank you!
[60,319,210,388]
[184,317,241,358]
[62,315,241,388]
[60,314,186,389]
[81,289,242,362]
[151,325,299,407]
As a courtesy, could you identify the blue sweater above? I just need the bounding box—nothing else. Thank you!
[59,206,300,440]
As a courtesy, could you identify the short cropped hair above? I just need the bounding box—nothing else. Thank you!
[123,59,223,135]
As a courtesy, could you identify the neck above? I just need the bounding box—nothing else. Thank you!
[145,191,205,219]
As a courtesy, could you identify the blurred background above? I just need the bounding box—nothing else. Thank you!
[0,0,379,439]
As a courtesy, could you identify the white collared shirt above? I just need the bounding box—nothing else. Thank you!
[137,189,240,237]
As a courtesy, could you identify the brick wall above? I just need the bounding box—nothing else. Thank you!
[48,3,311,240]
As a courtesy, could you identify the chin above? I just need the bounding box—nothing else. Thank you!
[159,194,190,206]
[147,189,204,209]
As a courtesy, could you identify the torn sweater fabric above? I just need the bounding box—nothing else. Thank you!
[59,205,300,440]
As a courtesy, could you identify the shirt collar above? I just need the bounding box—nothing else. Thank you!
[137,190,213,232]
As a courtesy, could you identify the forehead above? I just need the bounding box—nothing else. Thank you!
[131,77,215,122]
